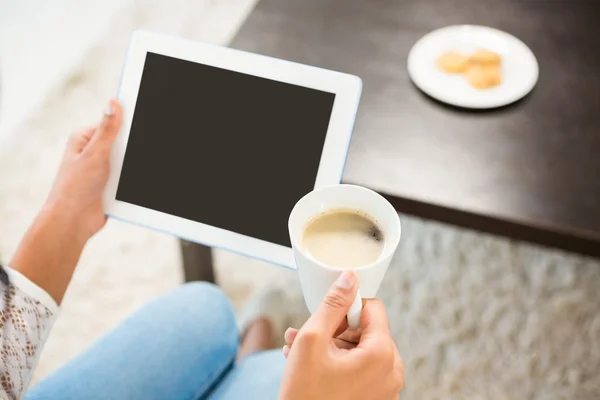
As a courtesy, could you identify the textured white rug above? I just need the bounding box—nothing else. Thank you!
[1,1,600,399]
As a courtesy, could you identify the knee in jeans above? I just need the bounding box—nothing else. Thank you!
[162,282,238,343]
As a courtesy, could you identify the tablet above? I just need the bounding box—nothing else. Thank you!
[104,30,362,268]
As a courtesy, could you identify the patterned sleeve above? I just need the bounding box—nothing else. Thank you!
[0,266,58,400]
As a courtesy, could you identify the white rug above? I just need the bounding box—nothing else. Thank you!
[1,1,600,398]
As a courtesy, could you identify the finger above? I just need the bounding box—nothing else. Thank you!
[358,299,391,348]
[392,340,403,373]
[286,335,358,352]
[285,325,359,349]
[284,328,299,346]
[332,337,358,350]
[88,99,123,152]
[67,127,96,154]
[361,299,390,335]
[336,328,361,344]
[392,340,405,389]
[388,344,405,397]
[301,271,359,338]
[333,318,349,337]
[381,346,403,399]
[291,319,348,344]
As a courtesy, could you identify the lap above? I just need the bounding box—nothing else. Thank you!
[26,282,239,400]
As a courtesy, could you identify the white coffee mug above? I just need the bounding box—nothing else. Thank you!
[288,184,401,329]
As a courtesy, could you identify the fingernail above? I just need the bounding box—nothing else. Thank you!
[336,271,355,290]
[282,345,290,354]
[104,101,115,117]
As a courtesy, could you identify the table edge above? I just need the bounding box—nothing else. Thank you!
[372,190,600,259]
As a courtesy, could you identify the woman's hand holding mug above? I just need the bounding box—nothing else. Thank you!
[279,271,404,400]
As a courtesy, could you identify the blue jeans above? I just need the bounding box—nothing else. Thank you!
[26,283,286,400]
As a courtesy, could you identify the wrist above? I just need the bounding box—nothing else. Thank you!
[10,201,90,304]
[39,201,91,246]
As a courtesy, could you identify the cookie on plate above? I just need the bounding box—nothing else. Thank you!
[466,64,502,89]
[436,51,470,73]
[470,49,502,66]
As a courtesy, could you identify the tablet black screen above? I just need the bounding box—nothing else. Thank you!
[116,52,336,247]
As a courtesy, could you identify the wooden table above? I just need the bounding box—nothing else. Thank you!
[182,0,600,281]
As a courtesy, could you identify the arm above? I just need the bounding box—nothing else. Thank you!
[10,100,122,304]
[0,100,122,399]
[9,206,87,305]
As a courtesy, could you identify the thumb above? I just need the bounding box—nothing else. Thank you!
[88,99,123,152]
[302,271,359,337]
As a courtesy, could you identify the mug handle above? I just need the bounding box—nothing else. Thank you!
[347,288,362,329]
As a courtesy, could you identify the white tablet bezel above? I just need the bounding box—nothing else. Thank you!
[104,30,362,269]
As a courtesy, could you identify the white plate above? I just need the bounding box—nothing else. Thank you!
[407,25,539,109]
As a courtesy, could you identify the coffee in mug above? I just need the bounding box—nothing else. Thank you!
[301,209,384,269]
[288,184,401,329]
